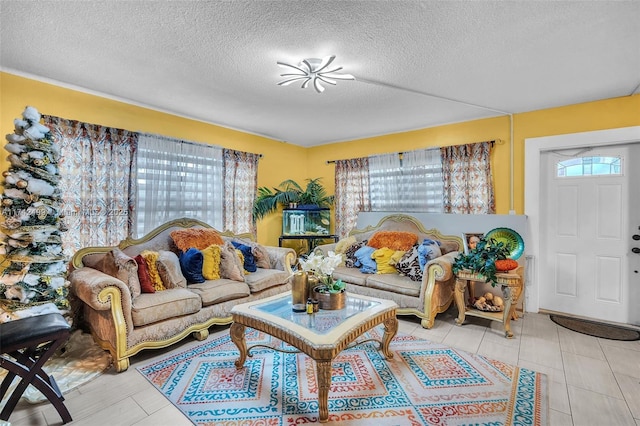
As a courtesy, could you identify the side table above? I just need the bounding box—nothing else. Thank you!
[453,267,524,338]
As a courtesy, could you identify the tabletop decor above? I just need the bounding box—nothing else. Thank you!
[299,251,346,309]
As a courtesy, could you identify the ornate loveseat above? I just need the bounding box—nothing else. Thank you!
[315,214,463,328]
[68,218,296,372]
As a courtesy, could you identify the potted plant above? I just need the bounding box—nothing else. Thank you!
[252,178,335,221]
[452,237,512,285]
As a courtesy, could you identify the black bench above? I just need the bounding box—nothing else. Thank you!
[0,312,72,423]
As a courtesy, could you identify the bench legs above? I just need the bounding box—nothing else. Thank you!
[0,313,72,424]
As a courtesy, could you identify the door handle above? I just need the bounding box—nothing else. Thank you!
[633,234,640,240]
[633,248,640,254]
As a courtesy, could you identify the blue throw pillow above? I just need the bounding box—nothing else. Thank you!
[179,248,205,284]
[417,239,442,271]
[354,245,377,274]
[231,241,257,273]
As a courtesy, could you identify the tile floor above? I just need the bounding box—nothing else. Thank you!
[3,307,640,425]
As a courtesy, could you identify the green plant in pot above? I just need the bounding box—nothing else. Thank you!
[252,177,334,221]
[452,237,512,285]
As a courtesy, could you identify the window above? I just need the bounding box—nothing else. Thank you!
[135,134,223,236]
[368,149,443,212]
[557,156,622,177]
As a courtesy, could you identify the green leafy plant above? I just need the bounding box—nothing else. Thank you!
[452,237,512,285]
[252,177,335,221]
[314,278,345,294]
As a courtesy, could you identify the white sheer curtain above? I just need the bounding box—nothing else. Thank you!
[401,148,444,212]
[135,134,223,236]
[368,153,401,211]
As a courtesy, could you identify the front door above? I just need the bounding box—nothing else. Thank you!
[539,145,634,323]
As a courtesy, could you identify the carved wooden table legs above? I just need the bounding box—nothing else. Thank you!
[230,316,398,423]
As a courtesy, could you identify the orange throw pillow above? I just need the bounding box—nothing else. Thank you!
[368,231,418,251]
[170,228,224,252]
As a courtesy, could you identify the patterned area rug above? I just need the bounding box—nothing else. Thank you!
[137,328,548,425]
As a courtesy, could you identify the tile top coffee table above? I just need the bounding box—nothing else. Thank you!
[230,291,398,423]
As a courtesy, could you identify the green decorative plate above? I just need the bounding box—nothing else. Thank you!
[485,227,524,260]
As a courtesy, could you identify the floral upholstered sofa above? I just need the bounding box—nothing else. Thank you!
[68,218,296,372]
[314,214,463,328]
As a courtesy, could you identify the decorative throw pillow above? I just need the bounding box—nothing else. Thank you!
[133,254,156,293]
[201,244,222,280]
[231,241,257,272]
[417,239,442,271]
[367,231,418,251]
[170,228,224,252]
[335,236,357,254]
[344,240,367,268]
[97,248,142,298]
[156,250,186,288]
[251,243,271,269]
[389,249,406,266]
[372,247,398,274]
[141,250,166,291]
[353,245,377,274]
[179,248,206,284]
[395,245,423,282]
[219,242,245,282]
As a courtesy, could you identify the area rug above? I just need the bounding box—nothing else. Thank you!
[550,314,640,341]
[137,327,548,425]
[0,330,112,404]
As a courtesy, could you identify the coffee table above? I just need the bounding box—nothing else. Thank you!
[229,291,398,423]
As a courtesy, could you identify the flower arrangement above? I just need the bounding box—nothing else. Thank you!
[298,251,345,293]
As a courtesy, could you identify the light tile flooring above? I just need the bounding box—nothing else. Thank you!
[4,307,640,426]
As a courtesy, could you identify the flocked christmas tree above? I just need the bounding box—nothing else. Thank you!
[0,106,70,322]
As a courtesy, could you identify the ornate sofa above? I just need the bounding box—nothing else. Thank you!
[314,214,463,328]
[68,218,296,372]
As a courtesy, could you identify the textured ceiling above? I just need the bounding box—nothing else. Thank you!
[1,1,639,147]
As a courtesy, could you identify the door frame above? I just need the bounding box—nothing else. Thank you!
[524,126,640,313]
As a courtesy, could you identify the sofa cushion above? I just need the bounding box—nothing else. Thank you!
[179,248,206,284]
[157,250,187,288]
[372,247,402,274]
[354,245,377,274]
[187,279,251,306]
[365,273,422,297]
[418,239,442,271]
[231,241,257,273]
[251,243,271,269]
[344,240,367,268]
[141,250,166,291]
[395,245,423,282]
[201,244,222,280]
[131,288,202,327]
[241,268,290,293]
[368,231,418,251]
[170,228,224,251]
[220,242,245,282]
[335,236,357,254]
[86,248,142,298]
[332,265,368,286]
[134,254,156,293]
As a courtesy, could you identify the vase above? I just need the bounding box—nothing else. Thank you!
[313,285,346,310]
[291,271,308,312]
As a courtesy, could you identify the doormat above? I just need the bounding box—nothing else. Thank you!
[550,314,640,341]
[137,327,548,425]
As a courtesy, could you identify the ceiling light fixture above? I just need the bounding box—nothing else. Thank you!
[277,55,355,93]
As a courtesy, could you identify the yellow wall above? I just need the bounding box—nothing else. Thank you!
[309,94,640,215]
[0,72,307,245]
[2,72,639,245]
